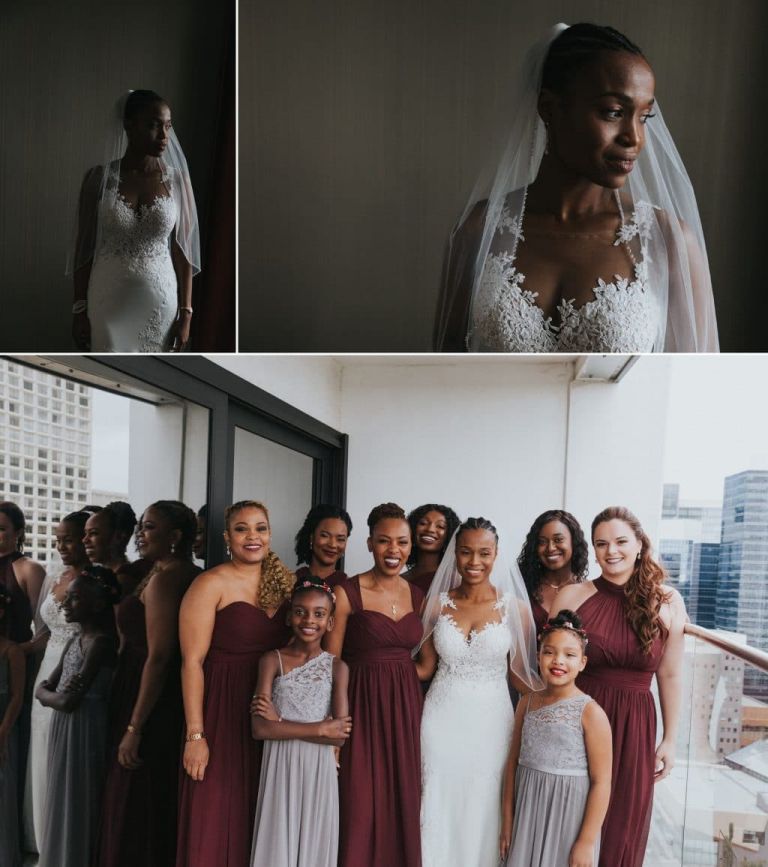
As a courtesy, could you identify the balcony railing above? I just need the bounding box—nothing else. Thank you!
[647,623,768,866]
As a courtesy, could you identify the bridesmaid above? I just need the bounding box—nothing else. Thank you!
[96,501,200,867]
[294,504,353,587]
[176,500,295,867]
[24,509,92,855]
[325,502,424,867]
[555,506,686,867]
[84,501,150,596]
[517,510,589,632]
[402,503,460,595]
[0,502,45,838]
[0,588,24,867]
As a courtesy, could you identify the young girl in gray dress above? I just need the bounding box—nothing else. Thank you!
[501,610,612,867]
[250,576,352,867]
[35,567,119,867]
[0,589,25,867]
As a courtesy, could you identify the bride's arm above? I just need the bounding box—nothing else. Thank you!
[414,634,438,682]
[170,241,194,351]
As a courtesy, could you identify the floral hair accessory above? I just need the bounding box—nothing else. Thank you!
[538,618,589,646]
[294,578,336,604]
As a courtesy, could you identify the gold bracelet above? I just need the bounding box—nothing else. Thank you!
[186,731,206,742]
[126,723,140,735]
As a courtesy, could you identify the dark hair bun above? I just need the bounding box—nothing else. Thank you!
[367,503,407,534]
[548,608,583,631]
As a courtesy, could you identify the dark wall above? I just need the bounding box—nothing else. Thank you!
[0,0,231,350]
[240,0,768,351]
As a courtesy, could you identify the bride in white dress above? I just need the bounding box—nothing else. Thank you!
[436,23,718,353]
[415,518,540,867]
[69,90,200,353]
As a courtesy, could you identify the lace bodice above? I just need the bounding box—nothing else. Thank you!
[40,584,80,654]
[272,650,333,723]
[431,592,511,684]
[472,201,659,352]
[519,693,592,776]
[95,193,177,264]
[55,637,112,700]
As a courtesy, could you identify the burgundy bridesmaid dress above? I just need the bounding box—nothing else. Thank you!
[576,577,666,867]
[408,569,436,597]
[338,576,424,867]
[295,564,347,588]
[97,593,185,867]
[530,596,548,633]
[175,602,290,867]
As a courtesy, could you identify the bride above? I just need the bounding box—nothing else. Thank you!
[415,517,540,867]
[69,90,200,352]
[435,23,718,353]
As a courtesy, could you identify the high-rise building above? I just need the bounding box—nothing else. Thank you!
[659,485,721,624]
[0,360,92,564]
[716,470,768,699]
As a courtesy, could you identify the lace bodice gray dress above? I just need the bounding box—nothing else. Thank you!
[421,592,514,866]
[38,637,114,867]
[250,650,339,867]
[88,172,179,352]
[507,693,599,866]
[471,201,659,352]
[24,579,81,854]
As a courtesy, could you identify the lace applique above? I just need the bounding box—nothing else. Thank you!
[272,651,333,723]
[473,200,659,352]
[40,586,80,653]
[614,200,655,247]
[137,306,169,352]
[519,694,592,774]
[498,205,524,240]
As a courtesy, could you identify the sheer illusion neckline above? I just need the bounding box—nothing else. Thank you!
[503,187,648,315]
[115,191,172,217]
[440,590,504,643]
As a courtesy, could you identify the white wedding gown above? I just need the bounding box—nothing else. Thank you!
[471,201,659,352]
[23,577,80,855]
[88,191,178,352]
[421,592,514,867]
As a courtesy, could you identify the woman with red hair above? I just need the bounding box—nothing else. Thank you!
[555,506,686,867]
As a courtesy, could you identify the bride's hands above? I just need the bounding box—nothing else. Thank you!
[72,313,91,350]
[169,310,192,352]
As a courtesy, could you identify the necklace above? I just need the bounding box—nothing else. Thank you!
[371,575,400,618]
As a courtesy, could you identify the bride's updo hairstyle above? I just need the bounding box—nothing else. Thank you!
[123,89,167,121]
[541,23,645,95]
[591,506,670,655]
[367,503,408,534]
[456,517,498,545]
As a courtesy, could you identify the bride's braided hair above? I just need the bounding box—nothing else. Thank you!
[456,517,498,544]
[591,506,670,655]
[225,500,295,608]
[542,24,644,94]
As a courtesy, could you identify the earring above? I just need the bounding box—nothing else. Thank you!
[226,544,231,558]
[636,552,641,562]
[170,542,176,555]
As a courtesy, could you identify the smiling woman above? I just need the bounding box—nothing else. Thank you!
[437,22,718,353]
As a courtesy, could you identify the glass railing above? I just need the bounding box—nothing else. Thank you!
[647,624,768,866]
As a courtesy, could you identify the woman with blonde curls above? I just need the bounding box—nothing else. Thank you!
[176,501,295,867]
[555,506,686,867]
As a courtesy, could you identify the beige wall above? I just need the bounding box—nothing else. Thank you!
[240,0,768,351]
[0,0,230,350]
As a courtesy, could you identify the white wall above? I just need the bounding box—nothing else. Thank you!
[209,355,342,429]
[205,355,672,575]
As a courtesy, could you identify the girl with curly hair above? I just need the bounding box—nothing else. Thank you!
[555,506,686,867]
[517,510,589,632]
[176,501,295,867]
[325,503,423,867]
[294,504,353,587]
[402,503,460,596]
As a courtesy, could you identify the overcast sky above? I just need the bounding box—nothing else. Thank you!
[91,388,130,493]
[662,355,768,504]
